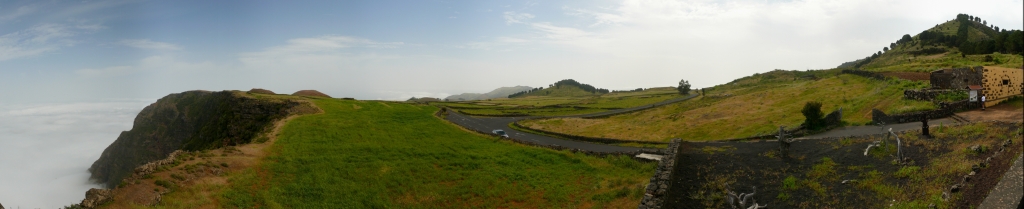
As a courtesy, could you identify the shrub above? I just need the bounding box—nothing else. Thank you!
[782,176,799,190]
[155,179,174,188]
[802,101,825,130]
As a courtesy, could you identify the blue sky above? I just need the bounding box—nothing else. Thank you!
[1,0,1022,102]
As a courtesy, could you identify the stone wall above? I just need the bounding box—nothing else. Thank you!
[940,100,982,112]
[842,69,886,80]
[638,139,682,209]
[930,66,985,89]
[872,109,952,125]
[904,89,958,101]
[872,99,982,125]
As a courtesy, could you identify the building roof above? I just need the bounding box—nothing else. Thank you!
[968,85,984,90]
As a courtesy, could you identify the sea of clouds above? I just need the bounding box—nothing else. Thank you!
[0,100,151,208]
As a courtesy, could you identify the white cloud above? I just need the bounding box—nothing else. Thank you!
[119,39,181,50]
[75,65,134,77]
[0,101,147,209]
[0,5,36,22]
[503,11,535,24]
[0,23,94,61]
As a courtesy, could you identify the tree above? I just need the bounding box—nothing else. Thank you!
[677,79,691,95]
[890,42,896,49]
[883,47,889,52]
[801,101,824,130]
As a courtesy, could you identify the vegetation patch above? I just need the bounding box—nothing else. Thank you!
[220,99,656,208]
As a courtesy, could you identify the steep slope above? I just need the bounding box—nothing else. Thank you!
[850,14,1023,71]
[445,86,533,101]
[88,90,316,188]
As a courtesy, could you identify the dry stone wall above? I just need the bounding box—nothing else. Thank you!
[638,139,682,209]
[930,66,985,89]
[904,89,958,101]
[842,69,886,80]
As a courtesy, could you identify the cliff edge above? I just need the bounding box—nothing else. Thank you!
[88,90,316,188]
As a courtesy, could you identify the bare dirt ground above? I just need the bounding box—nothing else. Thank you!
[664,122,1022,209]
[957,103,1023,122]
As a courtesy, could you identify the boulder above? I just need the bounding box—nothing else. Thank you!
[80,188,113,208]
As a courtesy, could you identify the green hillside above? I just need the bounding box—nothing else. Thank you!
[509,79,610,98]
[520,70,935,141]
[850,14,1024,72]
[220,98,656,208]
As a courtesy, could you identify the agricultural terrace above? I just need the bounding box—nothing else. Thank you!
[438,87,684,117]
[520,70,938,142]
[220,98,657,208]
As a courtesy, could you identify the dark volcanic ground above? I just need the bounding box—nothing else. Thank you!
[663,122,1022,209]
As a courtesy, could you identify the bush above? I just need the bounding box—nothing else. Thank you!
[155,179,174,188]
[802,101,825,130]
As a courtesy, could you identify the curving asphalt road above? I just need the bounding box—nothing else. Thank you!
[443,93,698,153]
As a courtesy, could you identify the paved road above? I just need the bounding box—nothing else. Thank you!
[446,111,658,153]
[444,94,698,153]
[796,118,957,139]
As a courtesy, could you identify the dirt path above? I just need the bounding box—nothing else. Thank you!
[957,103,1024,122]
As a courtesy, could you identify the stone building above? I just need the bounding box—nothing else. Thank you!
[981,66,1024,106]
[929,66,985,89]
[930,66,1023,107]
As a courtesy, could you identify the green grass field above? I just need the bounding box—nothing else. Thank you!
[220,98,656,208]
[521,71,937,141]
[438,87,684,117]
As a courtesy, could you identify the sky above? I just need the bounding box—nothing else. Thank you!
[0,0,1022,207]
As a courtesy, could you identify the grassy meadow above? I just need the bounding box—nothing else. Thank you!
[439,87,683,117]
[520,71,938,141]
[218,98,657,208]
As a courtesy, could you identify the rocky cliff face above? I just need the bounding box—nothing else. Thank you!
[88,90,314,188]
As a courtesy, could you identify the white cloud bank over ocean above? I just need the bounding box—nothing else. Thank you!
[0,100,150,208]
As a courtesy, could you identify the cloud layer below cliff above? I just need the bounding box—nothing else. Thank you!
[0,100,149,208]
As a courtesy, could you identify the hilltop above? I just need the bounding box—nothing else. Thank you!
[847,13,1023,72]
[509,79,610,98]
[445,86,533,101]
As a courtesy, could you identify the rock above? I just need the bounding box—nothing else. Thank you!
[969,145,983,153]
[963,174,971,182]
[950,184,961,193]
[928,203,937,208]
[970,171,977,176]
[80,188,113,208]
[972,164,981,172]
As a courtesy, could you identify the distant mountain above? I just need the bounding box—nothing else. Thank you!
[508,79,610,98]
[445,86,533,101]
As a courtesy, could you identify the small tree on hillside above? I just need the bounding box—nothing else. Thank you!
[801,101,825,130]
[677,79,691,95]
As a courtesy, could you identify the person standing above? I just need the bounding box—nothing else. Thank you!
[981,95,986,111]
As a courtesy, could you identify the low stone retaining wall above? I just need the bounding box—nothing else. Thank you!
[511,121,669,145]
[638,139,682,209]
[842,69,886,80]
[872,99,980,125]
[904,89,958,101]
